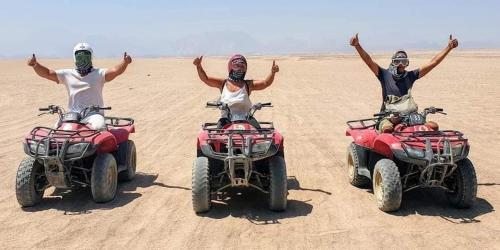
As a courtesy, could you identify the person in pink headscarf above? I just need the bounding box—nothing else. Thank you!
[193,54,279,128]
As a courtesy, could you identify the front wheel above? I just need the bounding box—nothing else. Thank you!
[16,157,47,207]
[192,157,211,213]
[446,158,477,208]
[373,159,402,212]
[91,153,118,203]
[268,155,287,211]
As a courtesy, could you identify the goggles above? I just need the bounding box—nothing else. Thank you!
[392,58,409,67]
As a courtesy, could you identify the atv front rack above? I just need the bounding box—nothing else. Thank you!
[346,118,378,130]
[201,129,278,161]
[200,122,280,189]
[202,121,274,131]
[394,130,469,192]
[25,126,99,160]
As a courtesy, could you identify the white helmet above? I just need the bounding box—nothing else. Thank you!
[72,42,93,61]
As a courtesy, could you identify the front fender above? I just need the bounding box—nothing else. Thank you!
[372,133,402,159]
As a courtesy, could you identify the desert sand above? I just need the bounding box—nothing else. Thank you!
[0,51,499,249]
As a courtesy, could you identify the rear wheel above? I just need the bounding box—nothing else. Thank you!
[347,143,370,187]
[446,158,477,208]
[268,155,287,211]
[118,140,137,181]
[373,159,402,212]
[192,157,211,213]
[91,153,118,203]
[16,157,47,207]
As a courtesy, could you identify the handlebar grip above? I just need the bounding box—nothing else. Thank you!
[101,107,112,110]
[39,108,50,111]
[261,102,272,106]
[206,102,220,107]
[373,113,385,117]
[436,108,443,112]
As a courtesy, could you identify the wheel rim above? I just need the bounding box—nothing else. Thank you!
[347,152,355,180]
[131,149,136,172]
[374,170,383,202]
[106,162,116,193]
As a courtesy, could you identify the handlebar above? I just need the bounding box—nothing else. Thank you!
[373,110,399,117]
[206,101,222,107]
[37,105,111,114]
[374,106,446,118]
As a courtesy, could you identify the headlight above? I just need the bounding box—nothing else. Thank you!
[66,143,89,154]
[29,143,46,154]
[452,145,463,156]
[252,141,272,154]
[405,146,425,158]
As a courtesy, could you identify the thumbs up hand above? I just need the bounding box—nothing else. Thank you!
[350,33,360,47]
[448,35,459,49]
[193,56,203,67]
[27,53,37,67]
[271,60,279,74]
[123,52,132,64]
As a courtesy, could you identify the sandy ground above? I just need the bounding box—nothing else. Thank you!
[0,51,499,249]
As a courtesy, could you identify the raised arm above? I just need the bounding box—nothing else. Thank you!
[193,56,225,88]
[418,35,458,78]
[251,60,279,91]
[350,33,380,76]
[105,52,132,82]
[28,54,59,83]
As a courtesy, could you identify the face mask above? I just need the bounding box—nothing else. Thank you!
[388,51,409,80]
[74,50,93,75]
[228,70,246,82]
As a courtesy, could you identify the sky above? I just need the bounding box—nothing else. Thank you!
[0,0,499,58]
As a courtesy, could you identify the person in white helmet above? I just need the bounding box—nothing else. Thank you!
[27,42,132,130]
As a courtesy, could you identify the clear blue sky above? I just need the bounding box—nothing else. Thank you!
[1,0,498,58]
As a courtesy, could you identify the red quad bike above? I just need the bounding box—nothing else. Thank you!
[16,105,136,207]
[346,107,477,212]
[193,101,287,213]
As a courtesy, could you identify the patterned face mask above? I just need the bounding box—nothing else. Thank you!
[227,55,247,82]
[74,50,93,75]
[388,50,409,80]
[229,70,246,81]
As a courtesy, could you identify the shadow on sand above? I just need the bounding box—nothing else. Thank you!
[21,172,190,215]
[391,188,494,223]
[199,176,331,224]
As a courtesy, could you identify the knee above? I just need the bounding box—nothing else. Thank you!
[87,115,107,131]
[381,124,394,133]
[378,119,394,133]
[425,121,439,131]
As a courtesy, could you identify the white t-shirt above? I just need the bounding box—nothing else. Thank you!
[55,68,107,113]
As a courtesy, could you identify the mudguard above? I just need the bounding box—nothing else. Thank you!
[372,133,403,159]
